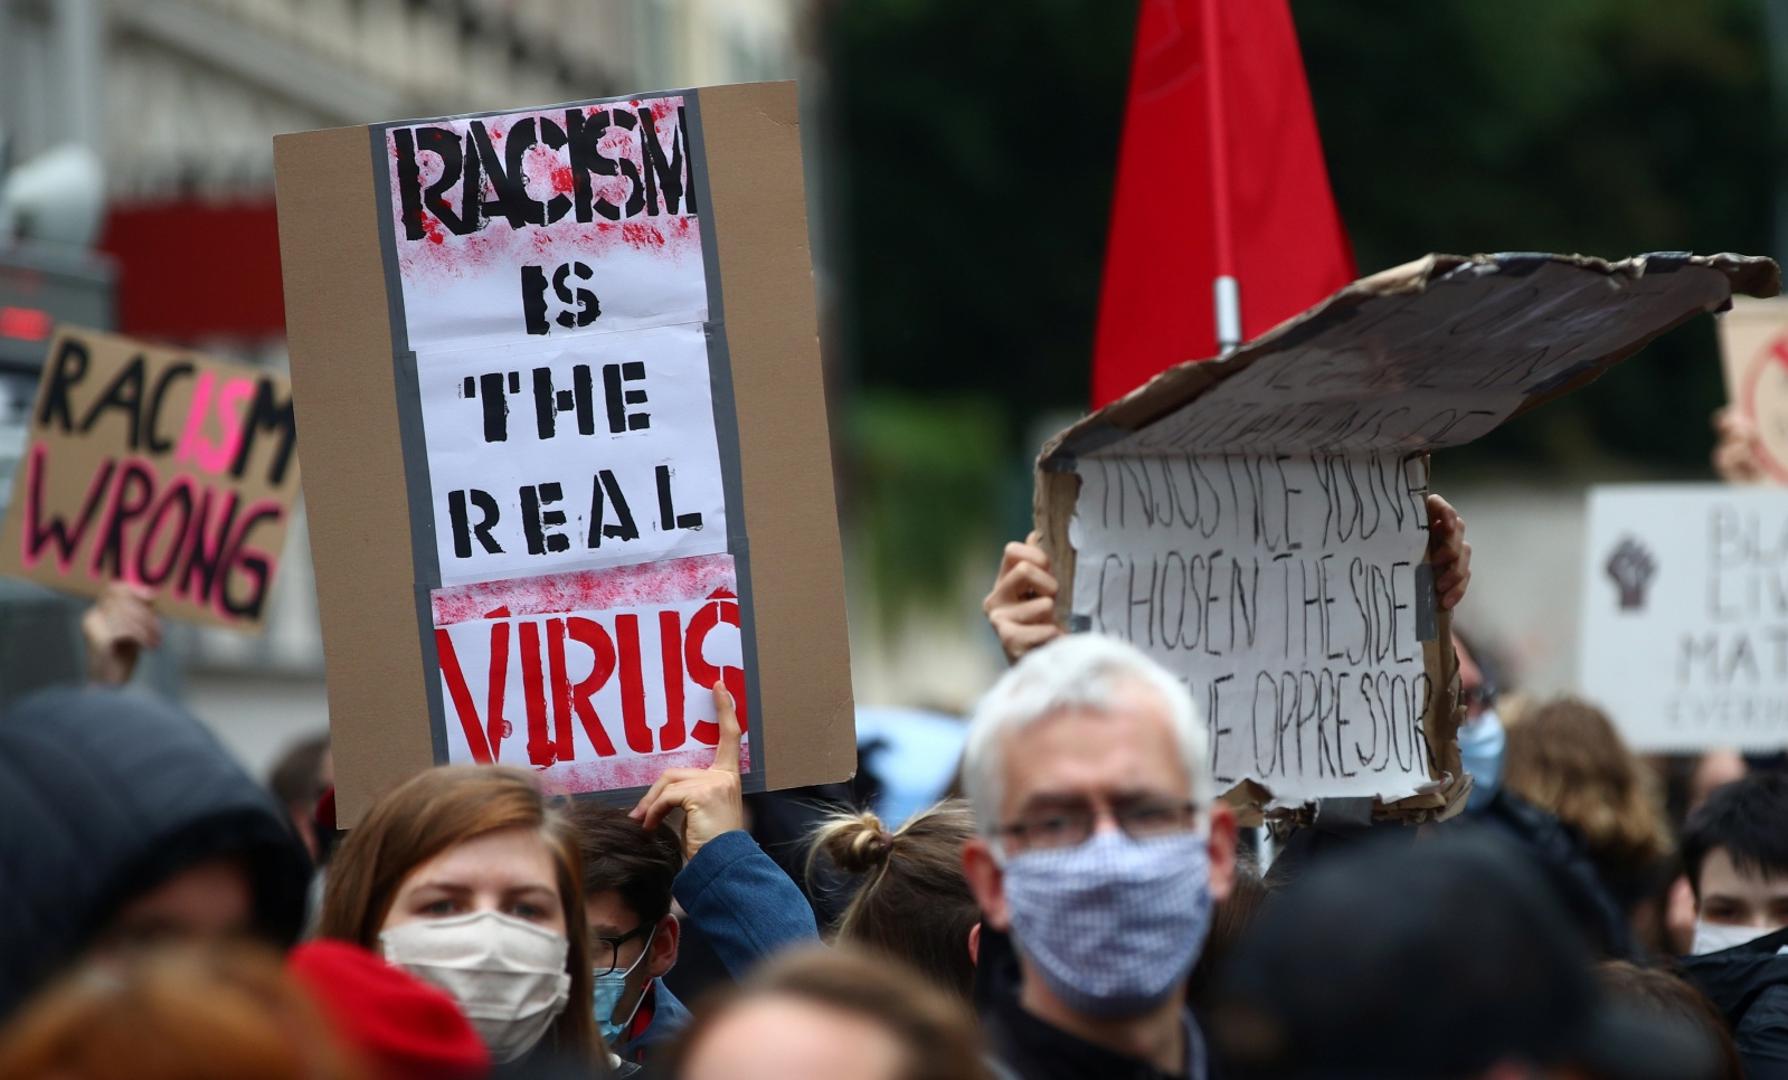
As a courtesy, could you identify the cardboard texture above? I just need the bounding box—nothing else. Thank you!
[1717,296,1788,483]
[1579,484,1788,751]
[275,82,853,825]
[1036,251,1779,818]
[0,327,299,631]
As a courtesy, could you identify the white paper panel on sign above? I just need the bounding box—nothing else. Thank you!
[1579,485,1788,751]
[417,324,728,586]
[385,96,708,350]
[1068,452,1440,805]
[432,553,748,795]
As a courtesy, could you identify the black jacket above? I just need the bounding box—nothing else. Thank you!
[973,925,1210,1080]
[0,687,310,1018]
[1679,925,1788,1080]
[1472,789,1635,959]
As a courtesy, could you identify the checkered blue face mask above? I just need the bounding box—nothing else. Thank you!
[1001,828,1212,1018]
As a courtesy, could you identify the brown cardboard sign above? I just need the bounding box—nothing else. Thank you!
[0,327,299,630]
[1036,252,1778,819]
[1717,296,1788,483]
[274,82,855,823]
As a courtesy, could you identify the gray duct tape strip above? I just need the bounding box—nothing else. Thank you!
[1413,562,1438,642]
[368,124,451,766]
[685,90,769,794]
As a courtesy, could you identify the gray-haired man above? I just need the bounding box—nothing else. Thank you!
[962,634,1238,1080]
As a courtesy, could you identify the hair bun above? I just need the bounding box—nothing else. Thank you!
[816,811,895,875]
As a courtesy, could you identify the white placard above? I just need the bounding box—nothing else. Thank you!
[1579,485,1788,750]
[432,553,747,794]
[377,92,746,792]
[385,97,707,349]
[418,325,727,586]
[1069,452,1440,805]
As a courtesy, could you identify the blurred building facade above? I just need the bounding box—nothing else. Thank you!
[0,0,800,772]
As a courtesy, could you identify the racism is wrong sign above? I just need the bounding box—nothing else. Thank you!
[0,328,297,630]
[276,83,853,819]
[1036,252,1779,818]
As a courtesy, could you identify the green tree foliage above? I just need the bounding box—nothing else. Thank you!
[1293,0,1772,472]
[817,0,1775,608]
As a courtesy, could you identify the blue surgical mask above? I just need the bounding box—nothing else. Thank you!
[1459,709,1504,812]
[1000,829,1212,1018]
[592,924,655,1047]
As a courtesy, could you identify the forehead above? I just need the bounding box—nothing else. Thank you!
[997,682,1189,810]
[404,825,558,889]
[1700,847,1788,896]
[688,998,905,1080]
[584,888,639,934]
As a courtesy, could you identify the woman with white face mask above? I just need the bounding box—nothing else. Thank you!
[317,766,601,1071]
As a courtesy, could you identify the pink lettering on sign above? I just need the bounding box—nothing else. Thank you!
[176,372,256,476]
[18,442,285,621]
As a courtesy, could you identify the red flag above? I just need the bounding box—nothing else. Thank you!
[1090,0,1355,407]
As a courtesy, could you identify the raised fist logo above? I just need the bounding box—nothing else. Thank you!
[1605,537,1656,611]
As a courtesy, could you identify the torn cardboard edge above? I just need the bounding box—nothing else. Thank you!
[1034,250,1779,822]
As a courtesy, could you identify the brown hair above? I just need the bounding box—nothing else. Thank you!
[1501,698,1673,899]
[1598,961,1744,1080]
[807,800,979,1000]
[569,803,683,925]
[669,945,989,1080]
[317,765,597,1064]
[0,943,366,1080]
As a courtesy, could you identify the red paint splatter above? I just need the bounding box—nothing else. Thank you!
[432,554,735,626]
[621,222,665,249]
[388,101,701,281]
[536,742,754,797]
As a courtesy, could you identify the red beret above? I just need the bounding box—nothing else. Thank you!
[288,940,489,1080]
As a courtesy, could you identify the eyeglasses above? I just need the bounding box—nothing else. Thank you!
[996,800,1199,852]
[590,922,653,976]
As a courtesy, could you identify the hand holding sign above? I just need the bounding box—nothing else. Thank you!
[81,582,161,686]
[1712,406,1769,485]
[630,681,745,861]
[984,531,1064,663]
[1425,495,1472,611]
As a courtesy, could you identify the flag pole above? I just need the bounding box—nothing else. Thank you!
[1201,0,1241,355]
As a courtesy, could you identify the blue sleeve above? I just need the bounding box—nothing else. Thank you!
[672,829,819,977]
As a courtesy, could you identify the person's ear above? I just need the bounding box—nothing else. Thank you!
[968,920,982,966]
[647,913,680,979]
[1206,802,1239,904]
[962,837,1010,931]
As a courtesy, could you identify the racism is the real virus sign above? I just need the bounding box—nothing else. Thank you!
[276,84,853,821]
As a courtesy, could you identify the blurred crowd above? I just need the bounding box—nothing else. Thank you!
[0,435,1784,1080]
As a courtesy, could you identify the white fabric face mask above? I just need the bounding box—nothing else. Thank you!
[1690,919,1774,956]
[381,910,572,1064]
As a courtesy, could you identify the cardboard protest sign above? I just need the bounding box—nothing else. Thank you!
[0,327,299,630]
[1036,252,1779,818]
[1717,297,1788,483]
[274,83,854,823]
[1579,485,1788,751]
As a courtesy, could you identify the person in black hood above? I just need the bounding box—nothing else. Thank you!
[0,686,311,1020]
